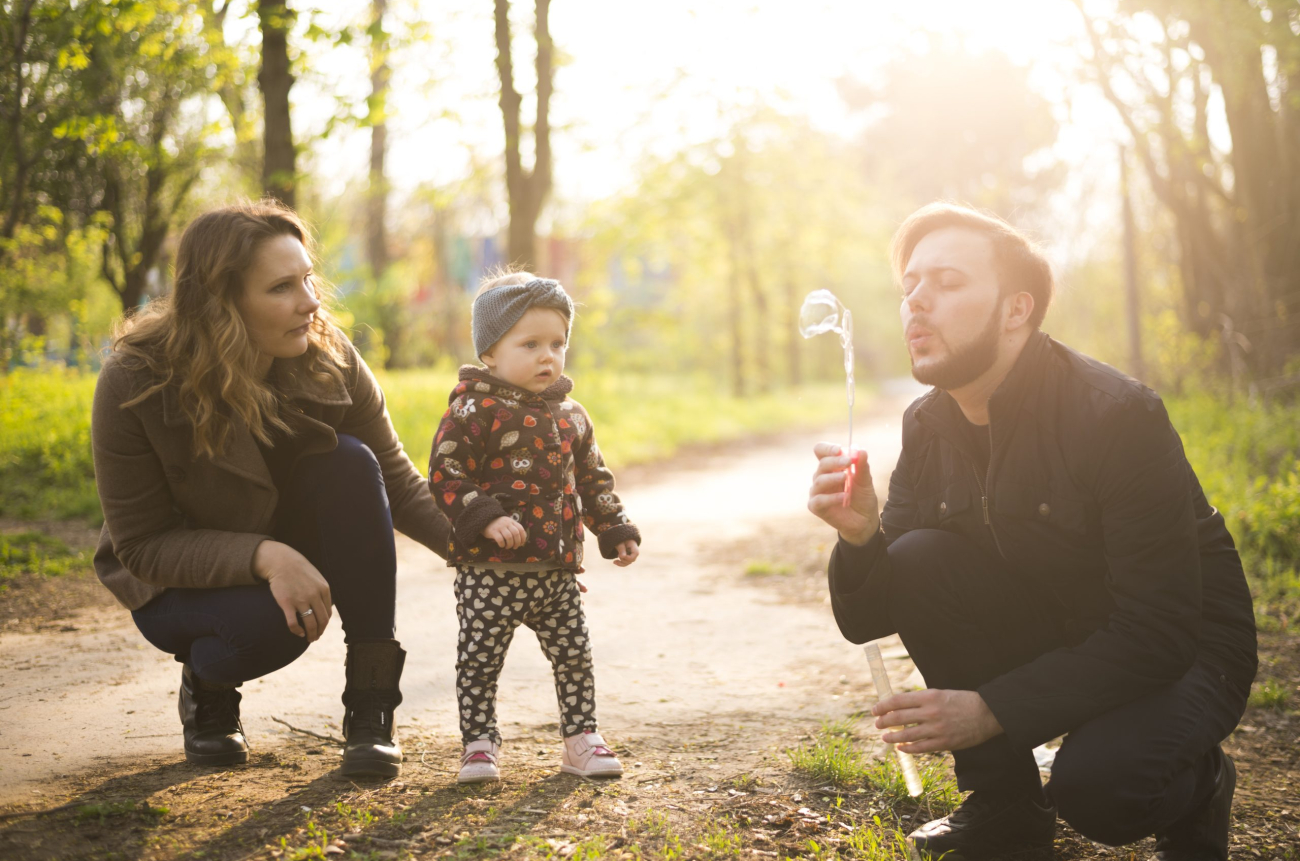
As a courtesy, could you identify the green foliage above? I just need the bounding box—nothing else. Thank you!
[1167,391,1300,626]
[786,720,959,812]
[0,364,847,524]
[0,365,100,521]
[743,559,794,577]
[807,815,915,861]
[0,531,90,587]
[375,366,851,472]
[1248,679,1290,711]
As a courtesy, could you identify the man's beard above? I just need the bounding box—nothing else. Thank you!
[909,303,1002,391]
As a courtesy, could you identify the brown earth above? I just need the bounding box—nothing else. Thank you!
[1,394,1297,860]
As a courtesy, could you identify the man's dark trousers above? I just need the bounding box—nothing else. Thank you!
[886,527,1249,845]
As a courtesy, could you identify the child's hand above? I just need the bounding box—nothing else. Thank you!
[613,540,639,567]
[484,516,527,549]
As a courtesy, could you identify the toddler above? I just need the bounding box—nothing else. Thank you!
[429,272,641,784]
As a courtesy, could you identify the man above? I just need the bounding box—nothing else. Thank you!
[807,203,1256,860]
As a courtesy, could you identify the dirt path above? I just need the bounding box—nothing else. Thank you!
[0,389,922,810]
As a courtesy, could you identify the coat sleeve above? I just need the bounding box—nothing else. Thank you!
[428,393,506,546]
[977,393,1203,749]
[336,344,451,558]
[91,361,268,590]
[571,407,640,559]
[827,434,920,643]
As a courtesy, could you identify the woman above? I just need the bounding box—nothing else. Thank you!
[91,200,449,778]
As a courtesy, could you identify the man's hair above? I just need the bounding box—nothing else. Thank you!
[890,202,1054,329]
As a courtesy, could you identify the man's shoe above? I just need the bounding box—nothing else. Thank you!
[909,789,1056,860]
[178,663,248,767]
[340,639,406,778]
[1151,747,1235,861]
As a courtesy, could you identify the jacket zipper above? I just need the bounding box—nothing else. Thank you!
[968,424,1009,561]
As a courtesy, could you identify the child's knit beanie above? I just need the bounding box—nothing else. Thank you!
[472,278,574,357]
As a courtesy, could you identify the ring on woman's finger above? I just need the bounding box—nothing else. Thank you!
[296,608,314,618]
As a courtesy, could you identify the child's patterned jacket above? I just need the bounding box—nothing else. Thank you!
[429,365,640,570]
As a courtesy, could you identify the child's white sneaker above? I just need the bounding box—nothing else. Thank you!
[561,730,623,778]
[457,739,501,784]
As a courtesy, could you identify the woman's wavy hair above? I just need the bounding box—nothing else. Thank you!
[113,200,348,459]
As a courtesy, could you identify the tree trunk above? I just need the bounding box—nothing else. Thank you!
[785,271,802,386]
[1,0,36,241]
[367,0,401,366]
[494,0,552,268]
[1119,145,1143,382]
[258,0,295,208]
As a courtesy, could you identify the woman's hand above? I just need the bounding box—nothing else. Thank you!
[807,443,880,546]
[613,540,639,567]
[484,516,527,549]
[253,540,332,641]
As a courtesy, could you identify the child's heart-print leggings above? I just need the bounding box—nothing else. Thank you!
[454,566,598,745]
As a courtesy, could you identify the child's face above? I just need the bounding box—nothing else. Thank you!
[481,307,569,393]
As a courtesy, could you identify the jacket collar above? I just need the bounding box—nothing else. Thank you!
[161,352,352,429]
[915,329,1053,454]
[158,351,352,491]
[455,364,574,403]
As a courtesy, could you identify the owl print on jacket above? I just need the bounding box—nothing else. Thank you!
[429,365,640,569]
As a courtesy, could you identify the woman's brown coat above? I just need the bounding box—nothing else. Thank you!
[91,340,450,611]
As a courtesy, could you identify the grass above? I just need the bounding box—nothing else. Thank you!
[0,365,100,521]
[1248,679,1291,711]
[786,720,960,812]
[376,365,852,472]
[0,362,850,524]
[743,559,795,577]
[0,530,91,589]
[1167,392,1300,627]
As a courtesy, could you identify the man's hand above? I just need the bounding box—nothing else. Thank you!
[807,443,880,545]
[484,516,527,549]
[873,689,1003,754]
[612,540,639,567]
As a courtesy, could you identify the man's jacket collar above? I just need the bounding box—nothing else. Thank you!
[915,330,1053,449]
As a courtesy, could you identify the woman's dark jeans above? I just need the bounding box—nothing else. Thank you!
[131,434,398,685]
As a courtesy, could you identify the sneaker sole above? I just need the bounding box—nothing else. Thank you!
[457,772,501,784]
[184,748,249,767]
[560,764,623,778]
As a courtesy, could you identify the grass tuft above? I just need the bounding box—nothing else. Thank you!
[1248,679,1291,711]
[788,720,961,813]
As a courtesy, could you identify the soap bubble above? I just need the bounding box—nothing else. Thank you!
[797,289,856,454]
[798,289,845,338]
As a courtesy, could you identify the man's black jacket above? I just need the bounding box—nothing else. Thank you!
[829,331,1257,750]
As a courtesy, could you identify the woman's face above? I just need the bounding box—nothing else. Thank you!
[237,233,321,368]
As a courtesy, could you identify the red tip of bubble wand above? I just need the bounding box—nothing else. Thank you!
[842,447,857,507]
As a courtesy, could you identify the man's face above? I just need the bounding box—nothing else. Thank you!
[899,226,1006,391]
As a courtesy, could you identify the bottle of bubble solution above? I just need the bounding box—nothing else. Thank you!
[863,642,925,797]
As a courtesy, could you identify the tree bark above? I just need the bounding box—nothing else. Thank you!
[1,0,36,241]
[258,0,296,208]
[494,0,552,268]
[1119,145,1143,382]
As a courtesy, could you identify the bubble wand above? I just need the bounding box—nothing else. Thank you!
[798,290,857,505]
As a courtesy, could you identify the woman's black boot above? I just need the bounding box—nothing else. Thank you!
[179,663,248,766]
[341,639,406,778]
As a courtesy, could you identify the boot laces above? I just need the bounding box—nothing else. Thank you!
[346,694,396,742]
[195,686,241,733]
